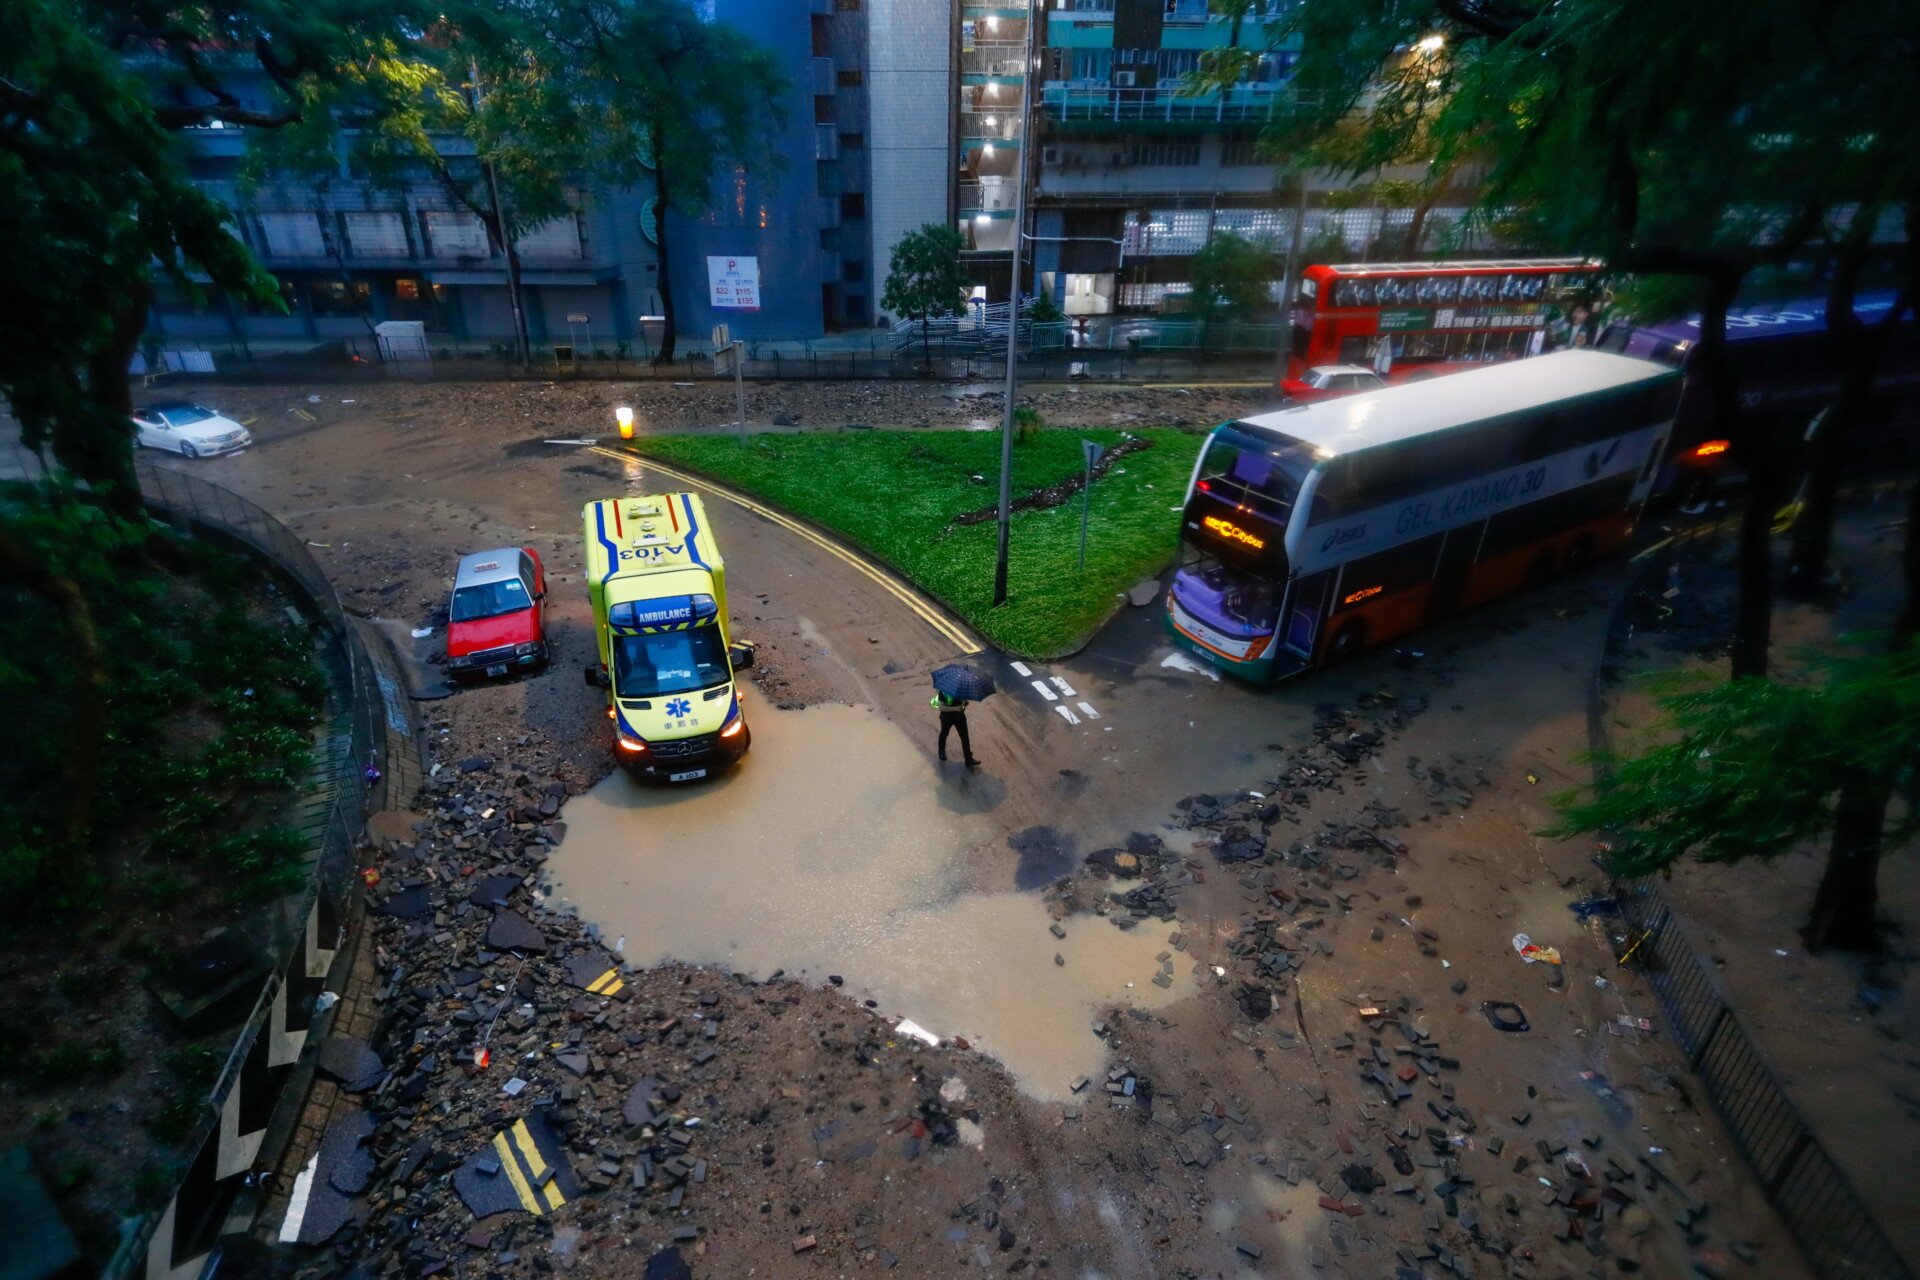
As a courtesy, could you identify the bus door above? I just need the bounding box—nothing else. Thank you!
[1280,571,1335,657]
[1427,520,1486,622]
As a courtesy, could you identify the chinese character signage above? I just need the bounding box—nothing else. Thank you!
[706,256,761,312]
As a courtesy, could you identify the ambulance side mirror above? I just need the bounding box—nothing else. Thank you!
[584,665,609,688]
[728,642,755,671]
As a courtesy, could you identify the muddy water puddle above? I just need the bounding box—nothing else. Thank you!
[546,694,1192,1099]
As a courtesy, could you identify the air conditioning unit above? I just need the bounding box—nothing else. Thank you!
[1041,146,1062,165]
[1113,70,1137,87]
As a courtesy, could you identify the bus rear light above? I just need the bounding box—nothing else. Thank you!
[1693,440,1730,458]
[1245,631,1275,660]
[1195,479,1212,492]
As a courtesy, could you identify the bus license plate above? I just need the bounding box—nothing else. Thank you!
[669,768,707,782]
[486,663,508,677]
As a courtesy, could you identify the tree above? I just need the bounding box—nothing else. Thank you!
[1187,231,1277,335]
[882,224,969,370]
[2,0,440,508]
[1546,642,1920,952]
[501,0,786,365]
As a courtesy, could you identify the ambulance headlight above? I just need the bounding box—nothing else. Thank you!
[616,732,648,753]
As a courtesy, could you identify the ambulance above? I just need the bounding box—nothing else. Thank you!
[582,492,754,780]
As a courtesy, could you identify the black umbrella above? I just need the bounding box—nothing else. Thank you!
[931,663,996,702]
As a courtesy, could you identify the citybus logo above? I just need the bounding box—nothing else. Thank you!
[1202,515,1265,550]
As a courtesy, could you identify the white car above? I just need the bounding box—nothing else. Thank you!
[132,402,252,458]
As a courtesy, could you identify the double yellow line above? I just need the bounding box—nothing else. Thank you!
[589,445,982,655]
[493,1117,567,1213]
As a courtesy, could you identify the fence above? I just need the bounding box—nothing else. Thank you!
[86,457,389,1280]
[1590,522,1916,1280]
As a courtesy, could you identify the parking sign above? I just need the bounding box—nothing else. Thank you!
[706,256,761,312]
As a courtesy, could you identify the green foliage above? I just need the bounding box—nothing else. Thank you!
[882,225,971,326]
[1188,231,1279,324]
[1545,642,1920,876]
[630,429,1199,656]
[0,485,322,912]
[1028,293,1065,324]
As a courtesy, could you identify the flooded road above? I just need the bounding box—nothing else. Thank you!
[545,690,1194,1100]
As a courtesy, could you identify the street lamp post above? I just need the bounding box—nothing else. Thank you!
[992,0,1039,608]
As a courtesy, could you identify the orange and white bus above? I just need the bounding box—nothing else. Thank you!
[1168,350,1680,681]
[1286,257,1603,385]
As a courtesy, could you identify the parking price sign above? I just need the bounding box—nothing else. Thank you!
[706,256,761,312]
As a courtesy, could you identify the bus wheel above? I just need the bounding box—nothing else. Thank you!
[1523,548,1557,589]
[1562,534,1594,575]
[1328,622,1367,665]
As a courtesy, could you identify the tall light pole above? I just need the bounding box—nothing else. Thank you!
[992,0,1039,608]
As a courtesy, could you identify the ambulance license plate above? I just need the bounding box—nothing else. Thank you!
[486,663,508,677]
[669,768,707,782]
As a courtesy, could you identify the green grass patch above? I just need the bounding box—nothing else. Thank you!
[629,427,1203,656]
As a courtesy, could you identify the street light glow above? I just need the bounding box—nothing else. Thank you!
[615,406,635,439]
[1416,34,1445,51]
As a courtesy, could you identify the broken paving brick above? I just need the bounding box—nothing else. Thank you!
[315,1035,385,1092]
[562,951,624,995]
[486,908,547,953]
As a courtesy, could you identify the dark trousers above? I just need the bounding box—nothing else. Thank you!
[938,709,973,761]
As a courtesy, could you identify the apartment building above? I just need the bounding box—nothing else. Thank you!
[959,0,1306,316]
[147,0,942,351]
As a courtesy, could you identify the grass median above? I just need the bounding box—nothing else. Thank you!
[628,427,1201,657]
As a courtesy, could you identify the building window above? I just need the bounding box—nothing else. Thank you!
[242,278,300,317]
[306,280,370,319]
[840,192,867,221]
[1220,138,1267,166]
[395,278,422,301]
[1155,49,1200,78]
[424,210,491,258]
[1128,141,1201,166]
[839,132,865,149]
[844,293,866,322]
[342,211,409,257]
[1071,49,1112,81]
[842,259,864,283]
[257,211,327,257]
[835,0,858,9]
[837,69,863,87]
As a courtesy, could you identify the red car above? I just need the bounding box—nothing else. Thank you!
[1278,364,1388,403]
[446,547,549,682]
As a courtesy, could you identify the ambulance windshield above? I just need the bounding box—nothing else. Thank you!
[613,627,729,697]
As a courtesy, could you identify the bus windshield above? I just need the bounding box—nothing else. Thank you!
[1196,428,1322,523]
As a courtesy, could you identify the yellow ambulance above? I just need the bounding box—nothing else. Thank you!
[582,492,753,780]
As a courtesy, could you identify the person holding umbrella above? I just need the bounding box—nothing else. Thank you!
[930,663,995,768]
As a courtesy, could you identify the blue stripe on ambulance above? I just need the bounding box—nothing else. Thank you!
[679,495,706,569]
[594,505,620,584]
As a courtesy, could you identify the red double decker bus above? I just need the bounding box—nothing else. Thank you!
[1286,257,1603,385]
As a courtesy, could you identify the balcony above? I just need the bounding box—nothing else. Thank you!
[957,177,1018,214]
[960,100,1023,144]
[961,45,1028,78]
[1040,85,1298,126]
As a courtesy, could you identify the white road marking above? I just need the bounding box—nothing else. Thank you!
[1077,701,1101,720]
[278,1153,318,1243]
[1049,676,1078,697]
[1054,704,1081,725]
[1030,680,1059,702]
[1160,652,1221,682]
[1009,660,1033,677]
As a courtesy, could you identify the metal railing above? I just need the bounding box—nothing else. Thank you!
[1041,85,1288,124]
[1590,523,1917,1280]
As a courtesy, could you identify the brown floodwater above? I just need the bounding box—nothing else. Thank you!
[545,690,1193,1100]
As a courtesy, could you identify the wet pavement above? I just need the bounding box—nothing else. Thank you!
[546,691,1194,1100]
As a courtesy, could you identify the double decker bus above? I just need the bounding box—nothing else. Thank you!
[1168,350,1680,682]
[1286,258,1603,386]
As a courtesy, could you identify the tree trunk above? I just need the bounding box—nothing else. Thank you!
[1695,272,1773,679]
[652,155,678,365]
[1783,222,1905,600]
[1802,779,1886,952]
[0,523,108,852]
[1899,473,1920,641]
[62,276,150,521]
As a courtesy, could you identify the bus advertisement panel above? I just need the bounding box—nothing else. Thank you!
[1171,351,1680,682]
[1287,258,1602,387]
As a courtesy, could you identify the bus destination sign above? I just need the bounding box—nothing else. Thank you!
[1377,305,1546,332]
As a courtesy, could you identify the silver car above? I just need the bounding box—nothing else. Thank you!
[132,402,253,458]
